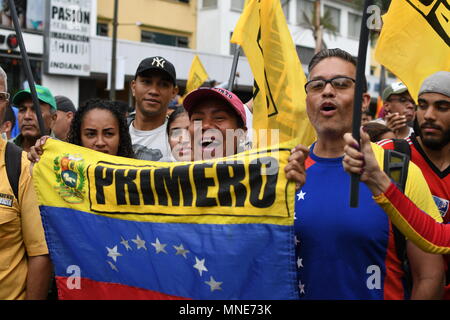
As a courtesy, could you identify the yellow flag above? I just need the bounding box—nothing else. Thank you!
[375,0,450,102]
[185,55,209,96]
[231,0,316,147]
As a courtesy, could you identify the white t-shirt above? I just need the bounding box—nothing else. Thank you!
[129,119,173,162]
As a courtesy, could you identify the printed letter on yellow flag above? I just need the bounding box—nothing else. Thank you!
[185,55,209,96]
[231,0,316,147]
[375,0,450,101]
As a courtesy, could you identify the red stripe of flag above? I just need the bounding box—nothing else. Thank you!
[56,277,191,300]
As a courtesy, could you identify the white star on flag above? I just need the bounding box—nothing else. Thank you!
[151,238,167,254]
[106,245,122,262]
[120,237,132,251]
[297,190,306,200]
[107,260,119,272]
[297,257,303,268]
[205,276,223,292]
[173,244,189,258]
[132,235,147,250]
[295,236,300,246]
[299,280,305,294]
[193,257,208,276]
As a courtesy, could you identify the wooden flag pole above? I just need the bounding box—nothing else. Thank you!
[350,0,374,208]
[8,0,45,135]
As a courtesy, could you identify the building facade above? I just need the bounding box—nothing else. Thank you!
[0,0,385,112]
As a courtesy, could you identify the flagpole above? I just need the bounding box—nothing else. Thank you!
[109,0,119,101]
[350,0,373,208]
[8,0,45,135]
[227,45,241,91]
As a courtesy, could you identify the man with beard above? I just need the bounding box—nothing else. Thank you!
[377,71,450,298]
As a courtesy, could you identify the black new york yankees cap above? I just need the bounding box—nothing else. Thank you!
[135,56,177,85]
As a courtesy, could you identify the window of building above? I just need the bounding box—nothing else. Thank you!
[141,30,189,48]
[0,1,44,31]
[97,23,109,37]
[202,0,218,9]
[296,45,315,66]
[297,0,314,26]
[348,12,362,39]
[231,0,245,11]
[323,5,341,33]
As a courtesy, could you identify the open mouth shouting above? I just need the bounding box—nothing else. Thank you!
[320,101,338,116]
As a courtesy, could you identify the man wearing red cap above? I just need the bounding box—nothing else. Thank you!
[183,87,248,161]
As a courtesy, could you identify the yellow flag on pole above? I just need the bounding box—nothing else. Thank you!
[185,55,209,96]
[375,0,450,102]
[231,0,316,147]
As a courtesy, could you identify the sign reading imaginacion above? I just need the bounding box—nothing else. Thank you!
[33,139,299,300]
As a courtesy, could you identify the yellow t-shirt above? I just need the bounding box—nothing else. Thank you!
[0,138,48,300]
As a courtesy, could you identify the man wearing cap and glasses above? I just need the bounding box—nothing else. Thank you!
[375,82,416,139]
[12,84,57,152]
[129,56,179,161]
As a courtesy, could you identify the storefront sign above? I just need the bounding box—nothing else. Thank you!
[45,0,91,76]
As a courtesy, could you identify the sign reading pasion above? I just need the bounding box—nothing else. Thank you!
[47,0,91,76]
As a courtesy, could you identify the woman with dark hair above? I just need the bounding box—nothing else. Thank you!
[28,99,134,160]
[166,106,191,161]
[68,99,134,157]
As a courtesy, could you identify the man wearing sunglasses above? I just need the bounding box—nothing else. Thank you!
[292,48,444,300]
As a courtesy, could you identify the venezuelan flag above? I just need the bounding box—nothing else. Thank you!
[34,139,299,300]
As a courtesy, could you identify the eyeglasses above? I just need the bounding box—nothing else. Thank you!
[387,97,415,105]
[0,92,9,102]
[304,76,356,93]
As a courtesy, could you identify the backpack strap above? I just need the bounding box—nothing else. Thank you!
[383,139,410,192]
[5,142,22,202]
[383,138,412,297]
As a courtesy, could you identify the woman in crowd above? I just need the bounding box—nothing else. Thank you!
[166,106,192,161]
[29,99,134,161]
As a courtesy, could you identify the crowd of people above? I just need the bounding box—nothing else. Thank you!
[0,49,448,300]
